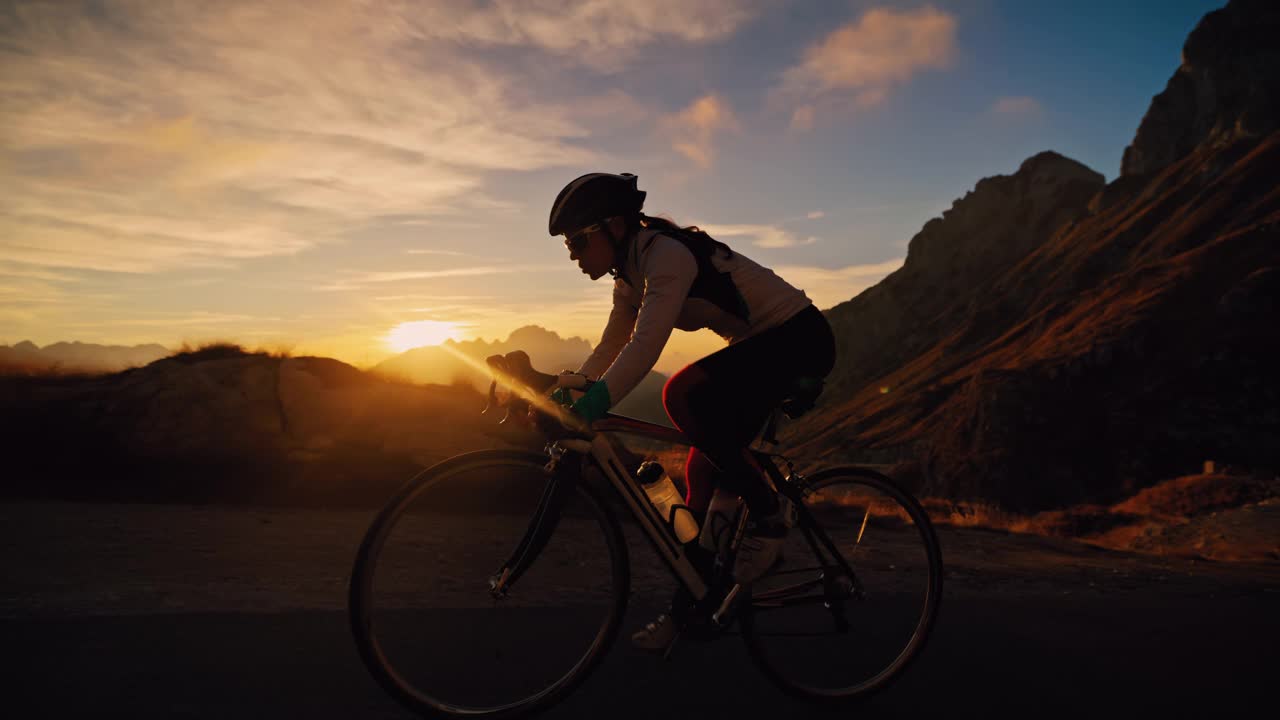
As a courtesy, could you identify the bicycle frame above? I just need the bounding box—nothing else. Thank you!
[571,421,712,600]
[490,410,866,617]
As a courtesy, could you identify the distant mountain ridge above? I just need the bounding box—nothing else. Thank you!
[795,0,1280,511]
[374,325,671,425]
[0,341,170,372]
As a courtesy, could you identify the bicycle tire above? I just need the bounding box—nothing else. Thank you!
[740,465,943,702]
[349,449,630,719]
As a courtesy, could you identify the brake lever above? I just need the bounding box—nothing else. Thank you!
[500,398,535,426]
[480,351,581,435]
[481,379,499,415]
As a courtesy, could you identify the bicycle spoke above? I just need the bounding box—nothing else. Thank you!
[741,467,942,701]
[349,451,628,717]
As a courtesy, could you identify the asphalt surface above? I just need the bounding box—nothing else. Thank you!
[7,591,1275,718]
[4,501,1276,718]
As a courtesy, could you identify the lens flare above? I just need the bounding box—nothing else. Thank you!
[385,320,464,352]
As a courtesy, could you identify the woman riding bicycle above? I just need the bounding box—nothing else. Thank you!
[547,172,837,649]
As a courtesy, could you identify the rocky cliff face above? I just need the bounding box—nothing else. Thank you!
[797,0,1280,511]
[822,151,1104,403]
[1120,0,1280,176]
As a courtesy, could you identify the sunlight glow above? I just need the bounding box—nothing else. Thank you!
[385,320,464,352]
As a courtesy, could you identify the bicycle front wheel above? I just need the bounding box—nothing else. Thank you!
[349,450,629,719]
[741,466,943,702]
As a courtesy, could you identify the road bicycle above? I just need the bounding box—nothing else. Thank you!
[349,351,943,718]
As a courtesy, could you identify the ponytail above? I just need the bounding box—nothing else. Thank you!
[633,213,735,260]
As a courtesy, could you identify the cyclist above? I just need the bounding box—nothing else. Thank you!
[547,172,837,650]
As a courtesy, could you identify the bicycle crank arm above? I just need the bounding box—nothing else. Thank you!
[711,583,742,625]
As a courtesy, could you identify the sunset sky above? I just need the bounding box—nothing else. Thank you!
[1,0,1221,372]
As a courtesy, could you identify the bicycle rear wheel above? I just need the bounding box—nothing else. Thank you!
[349,450,629,719]
[741,466,942,702]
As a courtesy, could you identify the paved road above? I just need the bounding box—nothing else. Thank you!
[7,590,1275,718]
[4,502,1276,718]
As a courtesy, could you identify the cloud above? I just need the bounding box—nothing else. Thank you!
[661,94,740,169]
[990,96,1045,118]
[314,266,533,291]
[790,105,816,131]
[702,223,817,249]
[778,6,957,127]
[775,259,904,308]
[806,211,826,220]
[407,249,471,257]
[0,0,625,274]
[1,207,314,273]
[405,0,768,71]
[371,293,495,303]
[92,312,282,328]
[0,263,78,283]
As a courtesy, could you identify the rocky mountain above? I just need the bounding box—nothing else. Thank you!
[1121,0,1280,177]
[0,346,527,504]
[375,324,671,425]
[375,325,591,387]
[821,151,1105,403]
[796,0,1280,512]
[0,341,170,373]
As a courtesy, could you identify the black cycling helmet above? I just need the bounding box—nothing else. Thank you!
[548,172,647,236]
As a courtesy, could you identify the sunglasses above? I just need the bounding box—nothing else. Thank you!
[563,222,603,253]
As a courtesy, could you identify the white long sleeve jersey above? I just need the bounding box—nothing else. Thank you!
[577,229,814,405]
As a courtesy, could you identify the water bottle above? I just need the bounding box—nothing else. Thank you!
[636,461,700,544]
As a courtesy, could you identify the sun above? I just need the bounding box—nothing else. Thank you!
[385,320,464,352]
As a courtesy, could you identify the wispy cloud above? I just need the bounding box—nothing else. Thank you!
[371,294,496,303]
[85,312,282,328]
[406,249,471,257]
[704,223,817,249]
[0,0,614,274]
[990,96,1045,118]
[0,279,68,306]
[314,266,529,291]
[776,259,904,308]
[778,5,957,129]
[807,211,826,220]
[0,262,79,283]
[406,0,768,70]
[661,94,740,169]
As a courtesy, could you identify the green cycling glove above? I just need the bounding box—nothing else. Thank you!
[570,381,612,424]
[549,387,574,407]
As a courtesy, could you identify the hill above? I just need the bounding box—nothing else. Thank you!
[0,346,535,504]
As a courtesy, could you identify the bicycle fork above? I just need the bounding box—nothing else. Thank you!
[488,448,579,599]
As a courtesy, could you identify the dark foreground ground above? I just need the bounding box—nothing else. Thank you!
[3,502,1276,718]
